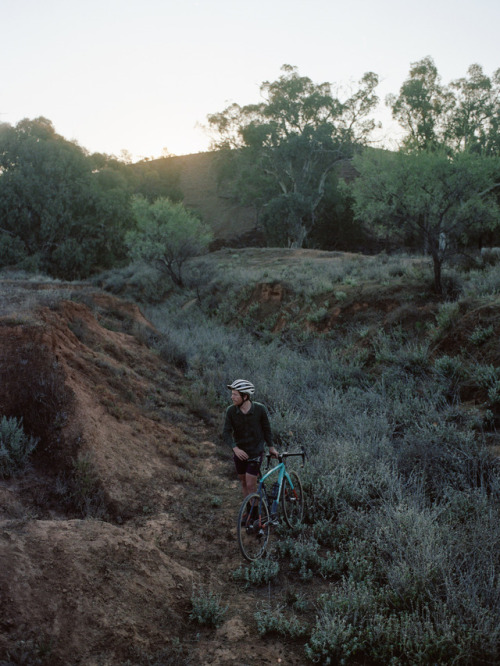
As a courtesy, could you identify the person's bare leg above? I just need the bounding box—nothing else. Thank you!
[238,473,248,497]
[245,472,257,495]
[239,472,258,497]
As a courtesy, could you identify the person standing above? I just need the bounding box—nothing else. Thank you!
[222,379,278,498]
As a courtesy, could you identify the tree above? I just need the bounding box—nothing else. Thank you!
[447,64,500,155]
[387,56,453,152]
[308,170,369,251]
[388,57,500,156]
[0,118,131,278]
[349,149,500,293]
[126,196,213,287]
[208,65,379,247]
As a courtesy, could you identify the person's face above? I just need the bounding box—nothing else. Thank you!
[231,390,245,406]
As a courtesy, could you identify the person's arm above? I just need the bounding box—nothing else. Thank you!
[222,406,235,449]
[260,405,278,457]
[222,407,248,460]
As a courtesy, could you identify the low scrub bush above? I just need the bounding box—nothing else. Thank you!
[396,420,497,498]
[232,558,280,588]
[255,604,309,638]
[433,354,467,380]
[0,415,38,478]
[373,332,431,374]
[306,585,500,665]
[469,324,494,345]
[463,262,500,296]
[93,263,172,303]
[434,301,461,332]
[189,587,228,628]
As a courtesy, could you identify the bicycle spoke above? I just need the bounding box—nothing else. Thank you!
[237,493,270,561]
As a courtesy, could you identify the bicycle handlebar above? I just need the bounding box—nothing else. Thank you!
[266,446,306,468]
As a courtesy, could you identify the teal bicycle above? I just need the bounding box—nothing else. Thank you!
[237,448,306,561]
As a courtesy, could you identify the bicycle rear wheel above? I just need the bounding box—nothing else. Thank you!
[282,470,304,528]
[237,493,270,561]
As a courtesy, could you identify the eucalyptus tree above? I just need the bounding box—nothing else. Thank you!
[387,57,500,156]
[447,64,500,155]
[208,65,379,247]
[386,56,454,152]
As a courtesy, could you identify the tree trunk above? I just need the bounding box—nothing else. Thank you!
[432,253,443,295]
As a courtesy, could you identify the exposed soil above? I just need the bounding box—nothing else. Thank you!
[0,286,304,665]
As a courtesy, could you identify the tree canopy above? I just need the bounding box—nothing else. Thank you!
[0,118,132,278]
[208,65,379,247]
[387,57,500,155]
[349,149,500,293]
[126,196,213,287]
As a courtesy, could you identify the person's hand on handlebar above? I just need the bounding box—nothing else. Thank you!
[268,446,279,458]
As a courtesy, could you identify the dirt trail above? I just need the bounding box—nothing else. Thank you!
[0,286,304,665]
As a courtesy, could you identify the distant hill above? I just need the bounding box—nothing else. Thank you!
[143,152,264,248]
[135,151,361,251]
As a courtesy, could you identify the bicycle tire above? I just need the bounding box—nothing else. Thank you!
[237,493,270,561]
[282,470,304,528]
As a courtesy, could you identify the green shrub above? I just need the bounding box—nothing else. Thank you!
[374,334,431,373]
[435,301,460,332]
[255,604,309,638]
[0,416,38,478]
[434,354,467,379]
[126,196,213,288]
[306,588,499,665]
[232,558,280,587]
[469,324,494,345]
[189,588,228,628]
[277,534,318,564]
[487,381,500,405]
[93,263,172,303]
[307,306,329,324]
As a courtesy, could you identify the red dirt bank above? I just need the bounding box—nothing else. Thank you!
[0,288,301,665]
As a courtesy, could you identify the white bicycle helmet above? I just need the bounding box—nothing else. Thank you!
[227,379,255,396]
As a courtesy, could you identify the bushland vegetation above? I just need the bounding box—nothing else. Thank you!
[95,246,500,665]
[0,118,182,279]
[209,57,500,291]
[125,196,213,287]
[2,57,498,288]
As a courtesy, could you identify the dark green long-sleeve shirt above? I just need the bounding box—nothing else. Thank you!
[222,401,274,458]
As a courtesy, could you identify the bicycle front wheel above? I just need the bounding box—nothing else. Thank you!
[237,493,270,561]
[282,470,304,528]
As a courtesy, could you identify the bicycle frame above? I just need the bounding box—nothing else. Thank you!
[259,463,288,507]
[259,449,305,516]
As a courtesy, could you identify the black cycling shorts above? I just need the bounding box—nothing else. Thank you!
[233,452,264,477]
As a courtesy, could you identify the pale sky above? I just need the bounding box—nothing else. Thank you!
[1,0,499,160]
